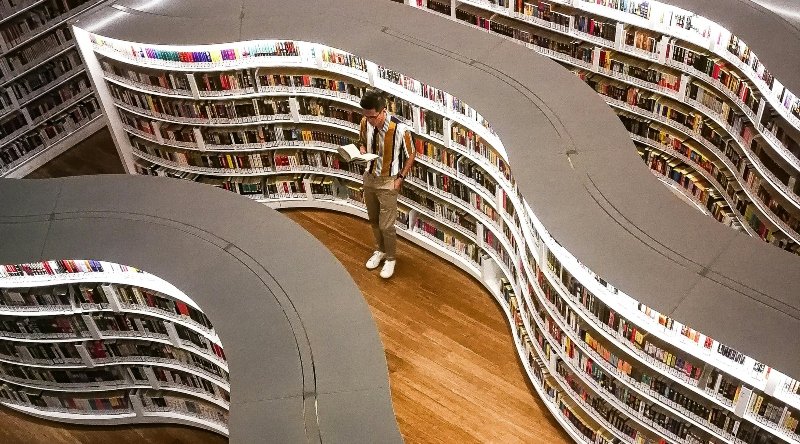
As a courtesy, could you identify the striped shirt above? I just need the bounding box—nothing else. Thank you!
[360,113,414,177]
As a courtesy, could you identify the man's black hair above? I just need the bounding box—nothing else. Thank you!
[360,88,386,111]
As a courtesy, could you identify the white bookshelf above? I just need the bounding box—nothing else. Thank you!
[0,0,108,177]
[408,0,800,254]
[0,259,230,435]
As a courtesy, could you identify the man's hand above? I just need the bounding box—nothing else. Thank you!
[359,145,367,155]
[393,178,403,190]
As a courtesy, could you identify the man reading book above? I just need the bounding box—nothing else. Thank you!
[358,88,416,279]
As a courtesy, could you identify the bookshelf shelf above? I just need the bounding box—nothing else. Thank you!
[409,0,800,253]
[2,1,96,53]
[17,64,87,107]
[0,256,232,434]
[0,0,46,24]
[4,39,74,83]
[0,0,107,177]
[3,398,136,419]
[604,96,800,243]
[634,134,752,233]
[652,171,714,216]
[91,44,307,74]
[0,112,105,178]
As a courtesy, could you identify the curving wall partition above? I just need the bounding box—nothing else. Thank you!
[0,176,402,443]
[0,0,796,442]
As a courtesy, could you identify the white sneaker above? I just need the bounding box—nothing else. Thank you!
[380,259,396,279]
[366,251,385,270]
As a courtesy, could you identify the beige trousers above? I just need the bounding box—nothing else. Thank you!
[363,173,398,260]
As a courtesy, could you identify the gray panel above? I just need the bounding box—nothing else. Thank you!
[0,222,50,262]
[228,397,307,444]
[672,278,800,373]
[0,179,63,217]
[316,388,402,444]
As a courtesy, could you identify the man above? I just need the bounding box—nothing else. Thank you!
[358,88,416,279]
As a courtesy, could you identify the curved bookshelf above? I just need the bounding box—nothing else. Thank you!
[0,0,108,178]
[405,0,800,254]
[0,174,403,442]
[70,13,800,441]
[0,259,230,435]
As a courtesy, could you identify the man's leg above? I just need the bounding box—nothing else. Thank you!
[364,185,385,253]
[377,189,398,261]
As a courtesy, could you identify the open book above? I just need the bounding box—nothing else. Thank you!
[338,144,378,162]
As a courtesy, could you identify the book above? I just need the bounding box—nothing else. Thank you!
[337,143,377,162]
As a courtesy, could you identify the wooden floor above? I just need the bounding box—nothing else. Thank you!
[7,128,570,443]
[0,407,227,444]
[284,210,570,444]
[25,128,126,178]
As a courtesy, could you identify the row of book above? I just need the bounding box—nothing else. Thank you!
[400,186,478,234]
[432,0,800,246]
[7,27,71,73]
[135,143,350,172]
[13,51,81,101]
[319,48,367,72]
[0,260,118,277]
[622,28,654,52]
[91,312,167,336]
[599,49,680,91]
[0,384,131,412]
[645,151,711,205]
[148,367,228,400]
[197,71,254,92]
[0,361,121,386]
[123,111,358,149]
[93,35,299,63]
[101,59,191,92]
[0,0,87,48]
[746,393,800,435]
[140,392,228,425]
[27,76,90,122]
[378,66,446,107]
[413,218,480,262]
[102,283,215,333]
[0,340,82,363]
[297,97,361,125]
[39,96,100,141]
[533,269,775,442]
[258,73,364,99]
[111,85,293,120]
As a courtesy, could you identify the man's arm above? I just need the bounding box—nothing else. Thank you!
[394,130,416,190]
[359,117,368,154]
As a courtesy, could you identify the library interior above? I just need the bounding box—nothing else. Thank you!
[0,0,799,443]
